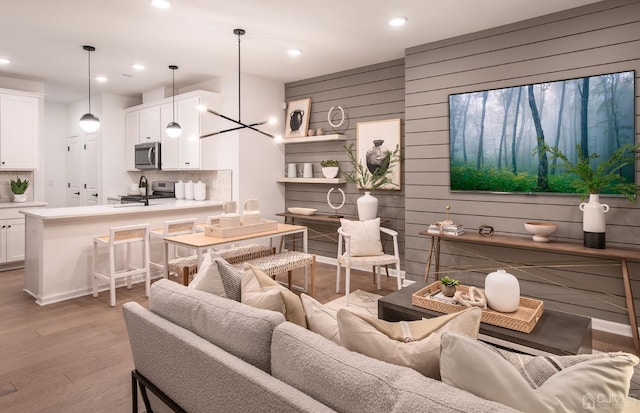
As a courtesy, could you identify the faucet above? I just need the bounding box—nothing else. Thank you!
[138,176,149,206]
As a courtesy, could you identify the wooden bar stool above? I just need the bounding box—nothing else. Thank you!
[93,223,151,307]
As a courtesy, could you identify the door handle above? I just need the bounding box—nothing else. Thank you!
[91,193,98,197]
[73,192,80,195]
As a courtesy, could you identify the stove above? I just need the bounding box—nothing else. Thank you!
[120,180,176,204]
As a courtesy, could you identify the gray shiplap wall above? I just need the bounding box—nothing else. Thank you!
[284,59,406,261]
[404,0,640,326]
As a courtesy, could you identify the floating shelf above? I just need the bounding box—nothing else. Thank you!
[280,134,346,144]
[276,177,346,184]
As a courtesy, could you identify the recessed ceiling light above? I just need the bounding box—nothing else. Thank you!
[150,0,171,9]
[95,76,108,82]
[131,63,145,71]
[288,48,302,56]
[0,58,11,64]
[389,16,408,27]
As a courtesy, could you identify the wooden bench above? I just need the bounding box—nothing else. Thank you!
[171,244,275,285]
[233,251,316,296]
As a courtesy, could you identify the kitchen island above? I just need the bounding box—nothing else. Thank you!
[22,200,224,305]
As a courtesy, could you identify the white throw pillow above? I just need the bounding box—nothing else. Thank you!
[337,307,481,379]
[300,293,340,344]
[440,332,639,413]
[188,253,226,297]
[339,218,383,257]
[240,270,285,314]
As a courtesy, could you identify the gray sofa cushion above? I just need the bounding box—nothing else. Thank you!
[149,279,285,372]
[123,302,335,413]
[271,322,519,413]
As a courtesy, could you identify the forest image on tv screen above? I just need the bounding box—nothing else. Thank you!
[449,70,636,194]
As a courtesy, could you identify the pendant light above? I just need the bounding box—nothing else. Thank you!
[199,28,276,140]
[79,45,101,133]
[165,65,182,138]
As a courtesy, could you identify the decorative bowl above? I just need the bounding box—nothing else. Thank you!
[524,221,559,242]
[287,207,318,216]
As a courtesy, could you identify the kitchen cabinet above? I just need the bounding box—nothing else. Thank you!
[0,218,25,263]
[0,92,40,170]
[139,106,161,142]
[161,96,202,170]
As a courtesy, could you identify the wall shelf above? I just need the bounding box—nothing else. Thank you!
[281,134,345,144]
[276,177,345,184]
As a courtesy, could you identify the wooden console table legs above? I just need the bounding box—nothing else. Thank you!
[621,258,640,355]
[424,235,440,283]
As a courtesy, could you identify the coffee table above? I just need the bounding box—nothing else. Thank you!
[378,282,592,356]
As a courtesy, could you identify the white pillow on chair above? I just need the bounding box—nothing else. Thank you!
[339,218,383,257]
[188,253,227,297]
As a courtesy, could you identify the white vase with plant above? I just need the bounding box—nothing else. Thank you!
[10,175,30,203]
[544,142,640,249]
[320,159,340,179]
[343,142,400,221]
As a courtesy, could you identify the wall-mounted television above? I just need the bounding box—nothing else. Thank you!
[448,70,636,195]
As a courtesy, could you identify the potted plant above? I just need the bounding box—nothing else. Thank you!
[439,276,460,297]
[343,142,401,220]
[320,159,340,179]
[10,175,30,203]
[543,141,640,248]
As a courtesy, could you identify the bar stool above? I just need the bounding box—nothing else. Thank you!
[150,218,197,278]
[93,223,150,307]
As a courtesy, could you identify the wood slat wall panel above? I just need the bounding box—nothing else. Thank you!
[284,61,406,262]
[404,0,640,327]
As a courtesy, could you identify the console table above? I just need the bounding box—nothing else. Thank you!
[420,230,640,355]
[379,282,593,356]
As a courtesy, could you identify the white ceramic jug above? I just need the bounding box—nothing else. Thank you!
[184,180,194,200]
[175,180,185,199]
[302,163,313,178]
[194,181,206,201]
[287,163,297,178]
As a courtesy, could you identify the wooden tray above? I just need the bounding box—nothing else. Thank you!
[412,282,544,333]
[204,219,278,238]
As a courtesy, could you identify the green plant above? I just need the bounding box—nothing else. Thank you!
[343,142,401,190]
[542,141,640,202]
[439,276,460,287]
[321,159,339,168]
[10,176,30,195]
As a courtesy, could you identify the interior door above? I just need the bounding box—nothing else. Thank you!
[66,135,82,206]
[83,133,100,205]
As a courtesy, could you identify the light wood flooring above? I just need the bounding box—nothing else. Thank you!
[0,264,637,412]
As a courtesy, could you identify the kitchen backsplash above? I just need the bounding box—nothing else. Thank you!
[126,170,232,201]
[0,171,34,203]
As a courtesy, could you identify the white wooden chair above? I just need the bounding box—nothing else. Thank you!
[93,223,151,307]
[336,225,402,306]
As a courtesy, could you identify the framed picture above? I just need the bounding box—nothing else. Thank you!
[356,118,401,190]
[285,98,311,138]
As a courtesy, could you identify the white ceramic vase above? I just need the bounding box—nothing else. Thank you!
[322,167,339,179]
[12,193,27,203]
[579,194,609,249]
[484,269,520,313]
[357,191,378,221]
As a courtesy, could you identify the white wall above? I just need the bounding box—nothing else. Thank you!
[43,102,68,207]
[215,73,285,219]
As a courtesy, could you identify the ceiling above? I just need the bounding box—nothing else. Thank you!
[0,0,602,104]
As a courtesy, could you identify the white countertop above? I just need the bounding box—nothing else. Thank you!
[21,199,224,221]
[0,201,48,210]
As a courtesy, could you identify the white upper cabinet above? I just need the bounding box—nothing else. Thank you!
[126,90,220,171]
[0,93,39,170]
[138,106,161,143]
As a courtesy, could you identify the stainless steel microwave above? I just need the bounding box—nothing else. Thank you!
[135,142,161,170]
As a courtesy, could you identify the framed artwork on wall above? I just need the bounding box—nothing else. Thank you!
[285,98,312,138]
[356,118,402,190]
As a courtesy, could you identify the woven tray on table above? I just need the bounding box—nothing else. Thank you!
[412,282,544,333]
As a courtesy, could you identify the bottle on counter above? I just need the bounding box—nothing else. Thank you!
[184,180,194,200]
[175,180,185,199]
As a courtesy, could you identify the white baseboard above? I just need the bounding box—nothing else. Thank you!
[591,317,640,338]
